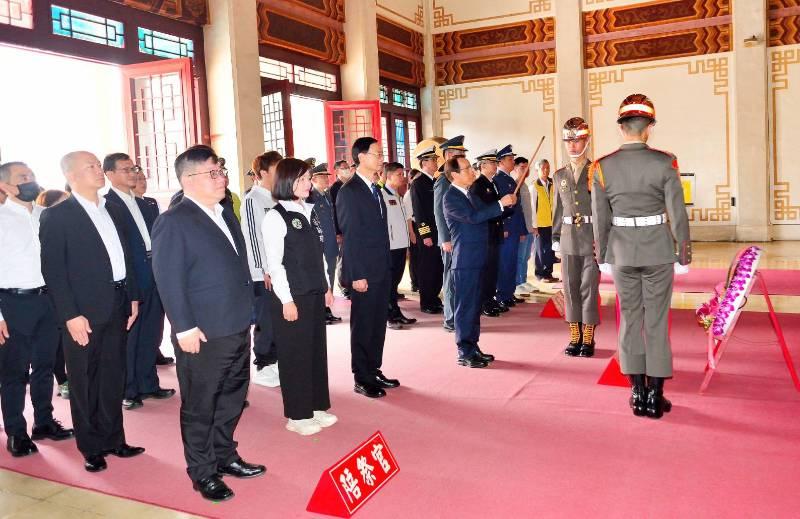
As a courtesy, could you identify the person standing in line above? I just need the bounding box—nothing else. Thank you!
[410,145,444,314]
[403,169,420,293]
[513,156,536,298]
[262,158,336,436]
[308,163,343,325]
[330,159,354,299]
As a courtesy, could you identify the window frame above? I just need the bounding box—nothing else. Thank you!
[259,44,342,102]
[379,77,421,168]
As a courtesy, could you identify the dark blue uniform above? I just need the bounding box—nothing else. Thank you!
[443,186,502,359]
[493,169,525,302]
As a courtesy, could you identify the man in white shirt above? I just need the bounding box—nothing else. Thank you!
[242,151,282,388]
[381,163,417,329]
[103,153,174,410]
[40,151,143,473]
[403,170,419,292]
[0,162,75,458]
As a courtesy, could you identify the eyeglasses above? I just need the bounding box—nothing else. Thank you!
[117,165,142,174]
[366,152,384,159]
[246,170,255,177]
[186,168,228,180]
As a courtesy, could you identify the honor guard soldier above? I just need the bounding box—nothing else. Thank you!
[591,94,691,419]
[411,145,445,313]
[435,135,468,332]
[468,149,504,317]
[493,145,526,308]
[552,118,600,358]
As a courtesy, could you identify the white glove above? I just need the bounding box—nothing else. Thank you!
[598,263,612,275]
[551,241,560,252]
[674,263,690,275]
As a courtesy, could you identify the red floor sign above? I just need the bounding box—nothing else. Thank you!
[307,431,399,517]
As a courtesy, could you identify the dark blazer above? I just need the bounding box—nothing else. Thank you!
[469,174,503,245]
[335,174,390,284]
[433,175,451,245]
[329,179,343,235]
[105,190,157,291]
[493,170,525,235]
[40,196,140,325]
[140,195,161,223]
[151,198,253,340]
[309,188,338,260]
[410,173,438,245]
[443,186,502,270]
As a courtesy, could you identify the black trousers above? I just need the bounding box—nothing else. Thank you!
[534,226,555,279]
[408,236,419,289]
[54,335,67,385]
[124,281,162,399]
[252,281,277,367]
[0,292,59,436]
[481,239,501,305]
[416,242,443,309]
[63,289,128,456]
[350,277,390,384]
[175,328,249,482]
[270,292,330,420]
[388,248,407,319]
[453,268,482,359]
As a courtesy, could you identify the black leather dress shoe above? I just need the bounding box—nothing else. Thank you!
[421,306,443,314]
[397,315,417,325]
[32,420,74,441]
[84,454,107,472]
[396,293,407,300]
[218,458,266,479]
[194,475,234,502]
[513,296,525,304]
[564,342,581,357]
[122,397,143,410]
[442,323,455,332]
[375,372,400,388]
[476,349,495,362]
[354,382,386,398]
[325,307,342,323]
[628,375,647,417]
[104,443,145,458]
[494,300,510,313]
[502,299,517,308]
[482,305,500,317]
[141,388,176,400]
[645,377,672,419]
[7,436,38,457]
[577,343,595,358]
[387,320,404,330]
[156,354,175,366]
[457,354,489,368]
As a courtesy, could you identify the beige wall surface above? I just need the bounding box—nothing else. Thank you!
[430,0,554,33]
[376,0,425,29]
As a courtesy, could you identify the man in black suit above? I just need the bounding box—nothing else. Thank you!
[330,159,352,298]
[336,137,399,399]
[151,145,264,502]
[40,151,144,473]
[410,146,444,313]
[103,153,175,410]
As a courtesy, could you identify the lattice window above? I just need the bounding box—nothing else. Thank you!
[262,92,286,155]
[130,72,187,192]
[394,118,406,168]
[392,88,418,110]
[407,120,418,158]
[51,5,124,48]
[381,116,389,161]
[0,0,32,28]
[138,28,193,59]
[259,57,337,92]
[330,108,376,164]
[379,85,389,104]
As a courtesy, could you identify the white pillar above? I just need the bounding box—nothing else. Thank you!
[341,0,380,101]
[732,0,770,241]
[420,0,441,138]
[203,0,263,195]
[554,0,584,165]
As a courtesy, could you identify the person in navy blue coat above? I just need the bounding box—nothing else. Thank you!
[103,154,174,410]
[493,145,526,308]
[443,157,516,368]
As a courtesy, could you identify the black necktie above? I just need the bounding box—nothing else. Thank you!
[371,183,383,217]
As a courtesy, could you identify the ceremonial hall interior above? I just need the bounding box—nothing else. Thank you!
[1,0,800,517]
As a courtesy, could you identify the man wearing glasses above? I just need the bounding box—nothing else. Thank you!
[152,145,263,501]
[103,154,175,412]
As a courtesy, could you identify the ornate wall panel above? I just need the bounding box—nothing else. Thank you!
[587,54,733,224]
[583,0,732,68]
[377,0,424,29]
[769,1,800,47]
[257,1,345,65]
[769,43,800,224]
[435,18,556,85]
[110,0,209,25]
[377,14,425,86]
[431,0,554,32]
[438,74,558,168]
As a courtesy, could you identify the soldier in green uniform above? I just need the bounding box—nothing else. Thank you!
[591,94,691,419]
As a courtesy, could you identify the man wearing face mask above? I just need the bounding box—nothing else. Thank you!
[0,162,75,458]
[552,118,600,359]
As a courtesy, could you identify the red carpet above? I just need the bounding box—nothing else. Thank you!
[2,300,800,518]
[599,268,800,295]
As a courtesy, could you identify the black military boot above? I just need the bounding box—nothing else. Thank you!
[578,323,596,357]
[628,374,647,417]
[564,322,582,356]
[645,376,672,419]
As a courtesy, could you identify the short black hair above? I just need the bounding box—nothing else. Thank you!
[252,151,283,180]
[272,158,310,201]
[174,145,217,182]
[443,157,462,182]
[514,156,529,165]
[351,137,378,165]
[103,152,131,173]
[384,162,404,175]
[335,160,348,169]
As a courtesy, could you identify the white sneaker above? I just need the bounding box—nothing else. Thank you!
[523,282,538,293]
[286,418,322,436]
[515,284,530,296]
[253,365,280,387]
[313,410,338,428]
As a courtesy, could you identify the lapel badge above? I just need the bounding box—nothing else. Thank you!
[291,218,303,230]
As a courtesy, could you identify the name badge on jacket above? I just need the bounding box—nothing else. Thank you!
[388,199,398,206]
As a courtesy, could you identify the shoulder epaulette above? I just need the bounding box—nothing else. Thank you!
[588,160,604,191]
[648,146,680,172]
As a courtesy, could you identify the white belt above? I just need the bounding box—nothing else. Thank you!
[563,215,592,225]
[612,213,667,227]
